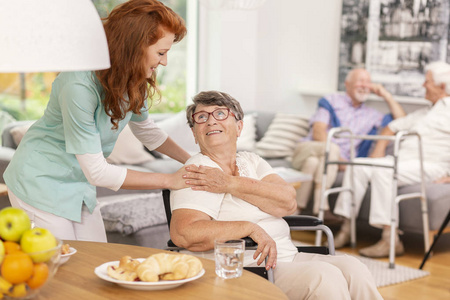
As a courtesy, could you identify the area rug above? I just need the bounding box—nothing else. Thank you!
[339,251,430,287]
[292,241,430,287]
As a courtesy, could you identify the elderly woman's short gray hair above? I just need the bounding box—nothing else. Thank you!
[425,61,450,95]
[186,91,244,128]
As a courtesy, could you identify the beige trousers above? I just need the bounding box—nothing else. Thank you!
[334,156,447,227]
[292,141,341,214]
[247,252,383,300]
[8,189,107,242]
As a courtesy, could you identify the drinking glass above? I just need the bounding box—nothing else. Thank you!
[214,239,245,279]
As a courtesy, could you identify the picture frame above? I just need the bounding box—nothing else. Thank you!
[338,0,449,100]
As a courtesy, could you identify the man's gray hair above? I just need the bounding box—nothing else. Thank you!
[425,61,450,95]
[344,68,369,83]
[186,91,244,128]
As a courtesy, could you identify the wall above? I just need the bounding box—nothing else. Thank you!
[197,0,428,116]
[255,0,342,116]
[197,5,259,111]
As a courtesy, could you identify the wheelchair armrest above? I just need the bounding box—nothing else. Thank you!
[243,236,257,247]
[283,215,324,227]
[167,239,177,248]
[168,237,258,248]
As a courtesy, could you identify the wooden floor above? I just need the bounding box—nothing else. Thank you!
[291,228,450,300]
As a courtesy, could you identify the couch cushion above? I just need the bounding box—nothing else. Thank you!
[156,111,199,155]
[9,122,34,147]
[255,113,309,158]
[265,158,293,168]
[106,125,155,165]
[0,111,16,145]
[141,158,184,174]
[237,113,257,152]
[106,223,169,249]
[398,183,450,232]
[98,193,166,235]
[0,147,15,162]
[247,110,276,141]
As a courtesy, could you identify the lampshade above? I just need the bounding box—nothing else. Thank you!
[0,0,110,73]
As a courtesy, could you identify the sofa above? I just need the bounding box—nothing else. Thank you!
[1,110,449,249]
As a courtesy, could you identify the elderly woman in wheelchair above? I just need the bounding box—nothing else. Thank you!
[171,91,382,300]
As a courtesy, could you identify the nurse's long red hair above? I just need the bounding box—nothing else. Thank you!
[96,0,186,129]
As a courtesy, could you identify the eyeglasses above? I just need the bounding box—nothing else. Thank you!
[192,108,236,124]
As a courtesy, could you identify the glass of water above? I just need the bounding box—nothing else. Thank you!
[214,239,245,279]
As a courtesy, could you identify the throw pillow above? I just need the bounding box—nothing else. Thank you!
[10,123,33,147]
[0,111,16,145]
[99,193,166,235]
[106,125,155,165]
[156,111,199,155]
[237,113,257,152]
[255,113,309,158]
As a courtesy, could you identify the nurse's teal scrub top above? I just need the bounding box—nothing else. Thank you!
[4,71,149,222]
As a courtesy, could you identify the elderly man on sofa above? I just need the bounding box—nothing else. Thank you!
[333,61,450,257]
[292,68,405,215]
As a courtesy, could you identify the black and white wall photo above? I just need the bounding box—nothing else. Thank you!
[338,0,449,99]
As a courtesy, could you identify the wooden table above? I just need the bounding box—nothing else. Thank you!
[37,241,287,300]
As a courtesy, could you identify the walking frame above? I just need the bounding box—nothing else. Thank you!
[315,127,429,269]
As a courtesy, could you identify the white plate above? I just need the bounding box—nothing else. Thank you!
[59,247,77,265]
[94,259,205,291]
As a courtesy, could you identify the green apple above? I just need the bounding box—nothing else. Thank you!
[0,207,31,242]
[20,228,58,263]
[0,240,4,264]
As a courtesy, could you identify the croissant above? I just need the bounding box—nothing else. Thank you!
[107,265,139,281]
[105,256,141,282]
[136,253,203,282]
[119,256,141,272]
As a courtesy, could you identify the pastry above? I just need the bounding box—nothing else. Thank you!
[136,253,203,282]
[106,265,139,282]
[119,256,141,272]
[106,256,141,281]
[61,244,71,255]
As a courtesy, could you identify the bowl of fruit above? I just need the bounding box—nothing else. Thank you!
[0,207,62,299]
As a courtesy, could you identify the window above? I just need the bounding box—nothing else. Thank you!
[0,72,57,120]
[0,0,196,122]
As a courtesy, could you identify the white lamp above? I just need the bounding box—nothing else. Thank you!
[0,0,110,73]
[199,0,267,10]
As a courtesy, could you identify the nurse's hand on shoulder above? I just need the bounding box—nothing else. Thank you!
[169,165,193,190]
[183,165,230,194]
